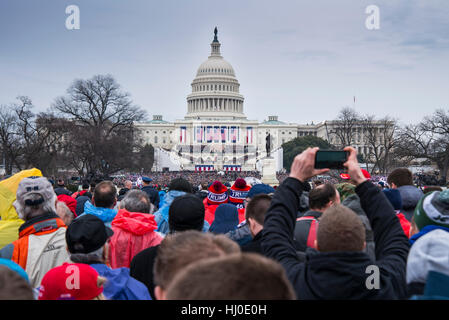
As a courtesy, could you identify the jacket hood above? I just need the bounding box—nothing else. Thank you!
[407,229,449,285]
[209,203,239,234]
[398,185,424,210]
[302,251,392,299]
[83,201,117,223]
[90,264,134,300]
[111,209,157,235]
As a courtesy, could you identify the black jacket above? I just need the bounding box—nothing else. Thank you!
[241,230,265,256]
[141,186,160,209]
[261,177,410,300]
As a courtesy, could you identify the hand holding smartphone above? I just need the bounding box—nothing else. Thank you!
[314,150,349,169]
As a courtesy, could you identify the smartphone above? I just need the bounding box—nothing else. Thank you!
[314,150,348,169]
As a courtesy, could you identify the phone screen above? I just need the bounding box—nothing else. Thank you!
[315,150,348,169]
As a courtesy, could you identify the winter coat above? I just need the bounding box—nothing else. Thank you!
[225,221,253,246]
[341,194,376,260]
[90,263,152,300]
[75,195,90,217]
[109,209,163,269]
[397,185,424,221]
[261,177,410,299]
[154,190,186,235]
[0,212,71,288]
[141,186,160,209]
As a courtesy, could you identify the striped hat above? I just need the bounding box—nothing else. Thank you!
[207,181,229,205]
[414,190,449,230]
[229,179,251,205]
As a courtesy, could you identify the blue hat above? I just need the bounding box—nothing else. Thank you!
[0,258,29,283]
[247,184,275,199]
[142,177,152,183]
[382,188,402,210]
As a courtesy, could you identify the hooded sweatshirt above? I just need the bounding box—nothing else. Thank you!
[90,263,152,300]
[109,209,163,269]
[262,178,410,300]
[397,185,424,221]
[153,190,186,235]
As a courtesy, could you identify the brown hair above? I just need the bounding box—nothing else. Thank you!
[154,230,240,289]
[93,181,117,208]
[165,253,296,300]
[317,204,365,252]
[0,266,34,300]
[424,186,443,194]
[245,194,271,225]
[309,183,337,210]
[387,168,413,187]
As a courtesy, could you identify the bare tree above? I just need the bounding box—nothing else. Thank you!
[0,105,21,175]
[362,115,399,174]
[328,107,360,148]
[52,74,147,178]
[396,109,449,183]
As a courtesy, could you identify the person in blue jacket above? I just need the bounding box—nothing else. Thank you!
[66,214,151,300]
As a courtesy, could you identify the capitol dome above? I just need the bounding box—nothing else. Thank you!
[185,27,245,120]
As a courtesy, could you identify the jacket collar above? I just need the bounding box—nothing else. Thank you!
[19,212,66,237]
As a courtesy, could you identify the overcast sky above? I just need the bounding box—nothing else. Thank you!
[1,0,448,126]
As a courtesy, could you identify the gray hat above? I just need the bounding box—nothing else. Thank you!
[14,176,56,208]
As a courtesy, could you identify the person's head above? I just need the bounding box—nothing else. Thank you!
[206,181,228,205]
[66,214,114,264]
[13,176,58,221]
[119,189,153,213]
[142,176,152,186]
[382,188,402,211]
[245,194,272,237]
[0,265,34,300]
[406,229,449,286]
[168,194,205,233]
[153,230,240,300]
[209,203,239,234]
[169,177,192,193]
[245,184,275,208]
[309,183,340,212]
[57,179,65,187]
[92,181,117,209]
[38,263,106,300]
[89,182,96,193]
[387,168,414,188]
[81,182,90,190]
[165,253,296,300]
[412,190,449,233]
[316,204,366,252]
[124,180,133,190]
[56,201,74,226]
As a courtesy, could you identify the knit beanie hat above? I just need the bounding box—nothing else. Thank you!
[169,194,205,232]
[229,178,251,205]
[247,184,275,199]
[414,190,449,230]
[382,188,403,211]
[207,181,229,205]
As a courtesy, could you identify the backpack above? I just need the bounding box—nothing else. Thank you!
[295,216,319,250]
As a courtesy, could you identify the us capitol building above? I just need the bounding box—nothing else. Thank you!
[135,28,378,172]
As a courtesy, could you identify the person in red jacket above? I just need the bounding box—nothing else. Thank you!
[203,181,229,225]
[109,190,163,269]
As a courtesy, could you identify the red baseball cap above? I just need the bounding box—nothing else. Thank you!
[38,263,103,300]
[340,169,371,181]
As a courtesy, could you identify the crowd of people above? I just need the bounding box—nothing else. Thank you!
[0,146,448,300]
